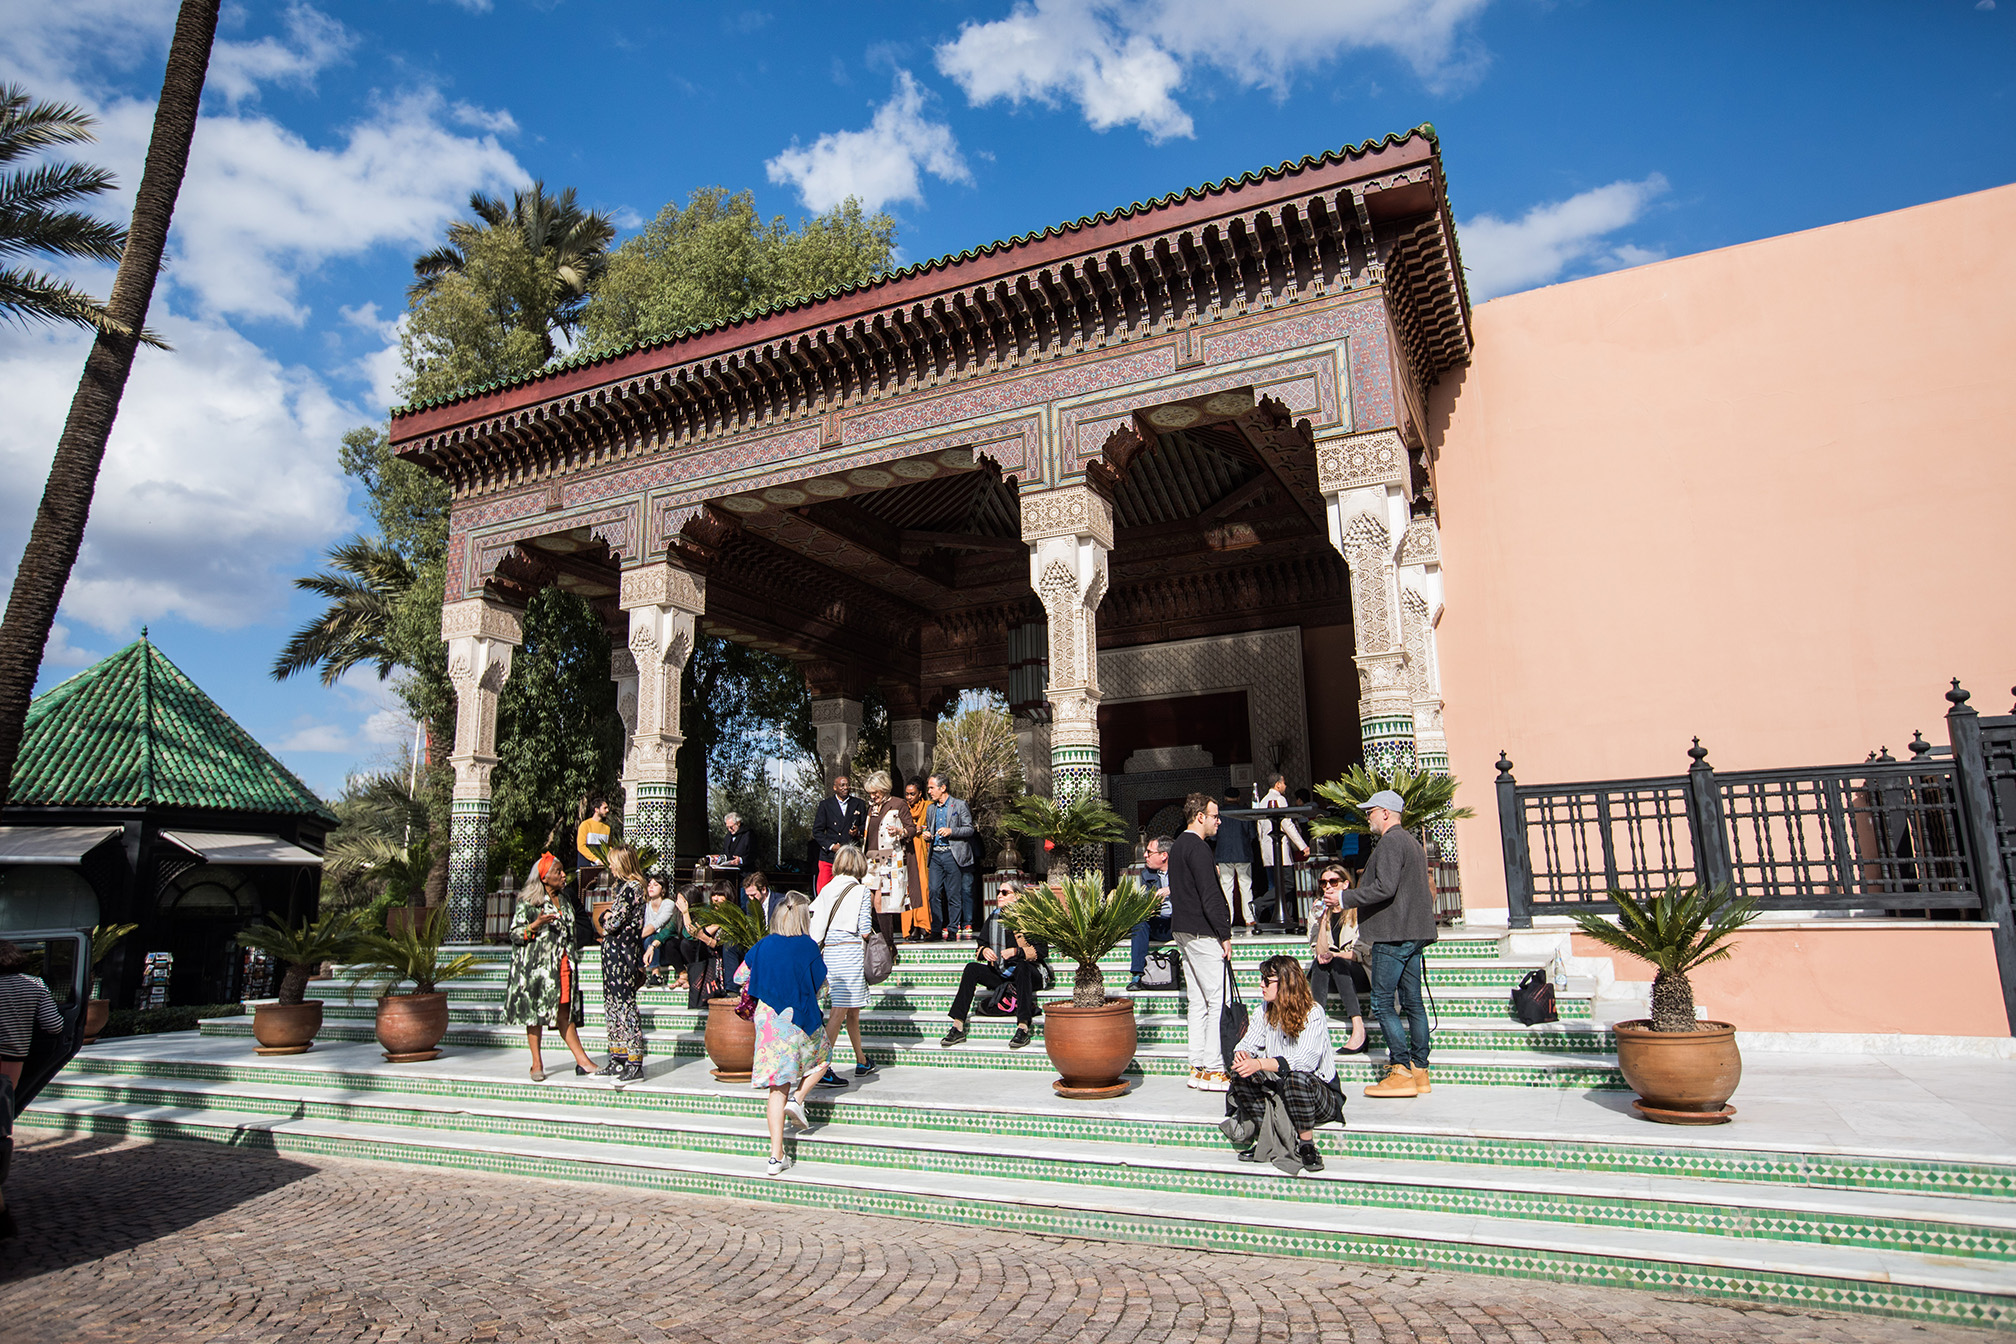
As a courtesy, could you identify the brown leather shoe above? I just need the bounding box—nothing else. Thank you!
[1364,1064,1419,1098]
[1411,1065,1432,1094]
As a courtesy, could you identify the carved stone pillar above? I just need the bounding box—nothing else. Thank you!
[1011,713,1053,800]
[1317,429,1415,777]
[811,696,864,788]
[1021,484,1113,828]
[890,716,937,787]
[443,596,523,941]
[619,562,704,862]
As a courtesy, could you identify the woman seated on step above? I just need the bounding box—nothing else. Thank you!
[681,884,741,1008]
[1222,956,1344,1175]
[939,879,1048,1052]
[736,890,830,1177]
[1308,864,1369,1053]
[640,874,680,988]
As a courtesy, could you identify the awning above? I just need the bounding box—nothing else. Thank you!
[0,825,123,865]
[159,830,323,866]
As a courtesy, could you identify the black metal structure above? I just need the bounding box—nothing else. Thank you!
[1218,803,1323,932]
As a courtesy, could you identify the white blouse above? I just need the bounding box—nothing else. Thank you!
[1232,1002,1337,1082]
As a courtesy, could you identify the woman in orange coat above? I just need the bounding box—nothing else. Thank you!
[901,775,933,941]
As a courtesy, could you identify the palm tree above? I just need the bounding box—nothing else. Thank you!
[1569,881,1759,1031]
[0,86,165,347]
[1001,793,1128,878]
[1310,763,1476,840]
[0,0,220,812]
[411,180,615,361]
[271,536,416,685]
[1002,874,1160,1008]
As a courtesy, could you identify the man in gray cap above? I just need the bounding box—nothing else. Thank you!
[1325,789,1436,1097]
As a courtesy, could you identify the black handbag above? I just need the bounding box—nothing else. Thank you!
[1511,968,1559,1024]
[1218,962,1250,1074]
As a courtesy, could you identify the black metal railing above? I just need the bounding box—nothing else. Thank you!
[1495,681,2016,1032]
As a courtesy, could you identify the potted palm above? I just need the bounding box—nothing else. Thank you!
[82,923,138,1043]
[1002,873,1160,1098]
[1570,881,1760,1124]
[1001,793,1128,880]
[686,901,769,1081]
[344,907,482,1062]
[235,910,362,1055]
[1311,763,1476,840]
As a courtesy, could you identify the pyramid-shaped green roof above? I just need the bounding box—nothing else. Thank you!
[9,635,337,822]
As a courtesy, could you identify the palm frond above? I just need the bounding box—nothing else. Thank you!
[272,536,415,684]
[236,909,364,969]
[344,907,481,998]
[0,265,169,348]
[0,85,101,164]
[1003,874,1160,1006]
[88,922,138,968]
[688,901,768,949]
[1000,793,1128,849]
[1568,881,1760,1028]
[1310,763,1475,837]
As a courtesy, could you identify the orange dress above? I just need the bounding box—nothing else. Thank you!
[902,796,933,935]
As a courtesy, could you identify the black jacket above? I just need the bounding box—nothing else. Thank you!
[977,912,1048,967]
[1168,830,1230,939]
[1337,825,1438,944]
[715,826,753,870]
[811,794,868,863]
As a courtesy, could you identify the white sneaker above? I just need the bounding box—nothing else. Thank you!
[766,1155,794,1177]
[1197,1069,1231,1093]
[1185,1067,1206,1090]
[784,1099,811,1131]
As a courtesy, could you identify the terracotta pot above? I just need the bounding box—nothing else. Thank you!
[83,998,110,1044]
[251,1000,324,1056]
[1613,1019,1743,1123]
[376,992,449,1062]
[704,996,754,1081]
[1041,996,1139,1099]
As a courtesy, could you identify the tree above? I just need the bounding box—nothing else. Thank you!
[270,536,416,686]
[582,188,894,354]
[1310,763,1475,840]
[1569,881,1759,1031]
[0,85,162,346]
[933,697,1026,866]
[400,222,559,406]
[677,636,816,861]
[0,0,219,811]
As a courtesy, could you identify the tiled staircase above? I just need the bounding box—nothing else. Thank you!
[22,932,2016,1331]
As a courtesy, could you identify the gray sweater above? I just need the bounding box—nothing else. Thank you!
[1336,824,1438,944]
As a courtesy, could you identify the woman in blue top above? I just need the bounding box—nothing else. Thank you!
[735,891,829,1177]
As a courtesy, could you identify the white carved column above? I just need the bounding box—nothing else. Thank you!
[811,696,864,788]
[619,562,705,860]
[890,716,937,787]
[443,596,523,940]
[1316,429,1416,777]
[1396,517,1447,774]
[1021,484,1113,860]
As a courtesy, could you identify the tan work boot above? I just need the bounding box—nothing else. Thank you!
[1411,1065,1432,1094]
[1364,1064,1419,1098]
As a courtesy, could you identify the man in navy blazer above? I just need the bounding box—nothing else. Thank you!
[811,774,868,889]
[925,773,979,939]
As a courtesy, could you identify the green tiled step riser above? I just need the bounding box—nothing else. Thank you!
[375,963,1551,992]
[191,1018,1629,1088]
[17,1109,2010,1333]
[307,1002,1619,1055]
[425,938,1507,967]
[33,1080,2011,1263]
[61,1055,2015,1200]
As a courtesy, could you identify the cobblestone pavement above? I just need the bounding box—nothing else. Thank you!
[0,1132,2001,1344]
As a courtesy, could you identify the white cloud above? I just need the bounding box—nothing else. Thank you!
[40,623,104,671]
[767,69,971,212]
[276,721,355,754]
[935,0,1493,141]
[0,307,357,634]
[340,303,408,411]
[209,3,356,104]
[1458,175,1670,301]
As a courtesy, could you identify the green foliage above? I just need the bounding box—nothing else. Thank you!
[101,1003,242,1038]
[687,900,769,951]
[401,220,555,405]
[1003,875,1160,1008]
[87,922,137,969]
[933,697,1027,860]
[1569,881,1760,1031]
[235,910,364,1005]
[0,83,165,347]
[710,761,820,882]
[338,426,448,567]
[1002,793,1125,875]
[1311,764,1475,838]
[344,907,482,999]
[271,536,416,686]
[583,188,894,355]
[321,772,431,910]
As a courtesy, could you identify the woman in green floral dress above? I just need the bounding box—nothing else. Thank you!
[504,854,599,1082]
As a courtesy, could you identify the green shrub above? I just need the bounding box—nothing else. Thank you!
[101,1003,244,1038]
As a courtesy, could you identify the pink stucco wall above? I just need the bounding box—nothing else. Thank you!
[1432,183,2016,908]
[1574,925,2008,1037]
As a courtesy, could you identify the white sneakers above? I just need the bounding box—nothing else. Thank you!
[1186,1066,1231,1092]
[784,1099,811,1132]
[766,1155,794,1177]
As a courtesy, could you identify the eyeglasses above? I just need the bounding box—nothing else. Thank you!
[1319,877,1345,887]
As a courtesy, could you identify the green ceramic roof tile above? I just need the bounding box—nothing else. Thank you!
[11,635,337,822]
[392,125,1439,419]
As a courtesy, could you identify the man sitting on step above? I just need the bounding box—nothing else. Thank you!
[940,881,1048,1050]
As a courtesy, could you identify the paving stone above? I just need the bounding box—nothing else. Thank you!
[0,1134,2000,1344]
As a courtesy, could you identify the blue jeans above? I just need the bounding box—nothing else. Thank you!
[929,851,974,930]
[1367,939,1431,1070]
[1129,914,1172,977]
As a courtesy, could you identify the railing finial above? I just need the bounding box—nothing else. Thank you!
[1948,678,1971,708]
[1495,750,1514,777]
[1687,737,1709,767]
[1875,745,1896,763]
[1909,730,1932,759]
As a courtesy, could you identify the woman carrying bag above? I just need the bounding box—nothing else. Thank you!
[808,845,877,1087]
[860,771,919,958]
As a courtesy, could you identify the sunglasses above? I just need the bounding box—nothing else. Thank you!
[1319,877,1345,887]
[1260,976,1279,986]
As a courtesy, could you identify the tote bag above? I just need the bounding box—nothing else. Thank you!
[1218,962,1251,1074]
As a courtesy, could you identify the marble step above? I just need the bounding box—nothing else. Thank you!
[30,1073,2016,1262]
[19,1094,2011,1329]
[426,935,1510,965]
[196,1013,1628,1088]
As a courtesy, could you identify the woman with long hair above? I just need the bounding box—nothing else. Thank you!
[1309,864,1369,1053]
[597,844,650,1083]
[501,854,601,1081]
[1224,955,1344,1173]
[640,873,680,988]
[735,891,830,1176]
[807,844,876,1087]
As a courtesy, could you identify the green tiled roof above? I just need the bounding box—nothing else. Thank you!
[10,635,337,822]
[393,125,1439,418]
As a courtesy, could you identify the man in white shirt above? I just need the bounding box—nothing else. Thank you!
[1255,773,1310,932]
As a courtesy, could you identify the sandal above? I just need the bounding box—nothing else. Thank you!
[529,1065,547,1083]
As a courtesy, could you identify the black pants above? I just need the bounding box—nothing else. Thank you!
[1307,955,1367,1020]
[949,960,1039,1025]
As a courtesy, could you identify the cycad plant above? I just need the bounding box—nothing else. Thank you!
[686,900,769,951]
[1569,881,1759,1031]
[1001,793,1128,877]
[344,907,481,1000]
[1311,764,1475,838]
[1002,874,1160,1008]
[236,910,363,1006]
[88,922,138,971]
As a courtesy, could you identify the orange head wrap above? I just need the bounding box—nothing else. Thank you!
[535,852,564,885]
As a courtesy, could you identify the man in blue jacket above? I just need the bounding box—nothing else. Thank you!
[924,773,979,939]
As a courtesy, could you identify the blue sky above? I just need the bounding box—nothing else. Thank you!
[3,0,2011,801]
